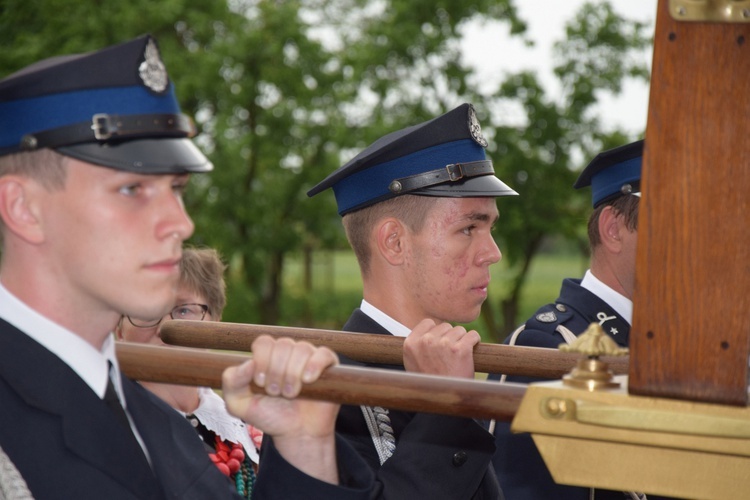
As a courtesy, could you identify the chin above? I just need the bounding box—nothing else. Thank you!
[461,309,483,324]
[448,311,481,325]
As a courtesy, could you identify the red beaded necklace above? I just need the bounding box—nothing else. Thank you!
[208,435,255,497]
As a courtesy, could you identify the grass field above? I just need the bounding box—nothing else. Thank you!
[280,249,587,341]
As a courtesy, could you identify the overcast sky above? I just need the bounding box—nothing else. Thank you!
[460,0,658,134]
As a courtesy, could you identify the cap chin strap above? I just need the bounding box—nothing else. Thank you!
[387,160,494,194]
[17,113,195,152]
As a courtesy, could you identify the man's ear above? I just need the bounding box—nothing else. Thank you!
[375,218,407,266]
[598,206,623,253]
[0,176,46,244]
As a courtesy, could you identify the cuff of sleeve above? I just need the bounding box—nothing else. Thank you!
[253,435,373,499]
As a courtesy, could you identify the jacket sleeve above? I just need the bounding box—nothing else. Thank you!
[253,435,374,500]
[369,413,499,500]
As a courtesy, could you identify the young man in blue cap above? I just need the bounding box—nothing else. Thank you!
[308,103,517,499]
[0,35,371,499]
[489,140,663,500]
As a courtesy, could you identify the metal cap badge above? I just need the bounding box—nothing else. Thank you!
[308,103,518,215]
[0,35,212,174]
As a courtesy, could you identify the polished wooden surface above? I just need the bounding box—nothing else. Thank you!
[630,0,750,404]
[116,342,526,421]
[160,319,629,379]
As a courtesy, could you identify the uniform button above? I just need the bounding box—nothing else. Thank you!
[556,304,567,312]
[452,451,468,467]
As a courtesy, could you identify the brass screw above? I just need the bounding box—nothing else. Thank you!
[546,398,567,416]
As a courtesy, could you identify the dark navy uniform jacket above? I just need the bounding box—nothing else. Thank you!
[337,309,503,500]
[488,279,675,500]
[0,318,373,500]
[0,318,240,500]
[255,435,374,499]
[497,278,629,386]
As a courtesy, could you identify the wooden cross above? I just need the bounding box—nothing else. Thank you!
[630,0,750,406]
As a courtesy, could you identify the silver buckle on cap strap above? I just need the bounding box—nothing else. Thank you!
[19,113,196,151]
[446,163,464,182]
[388,160,494,194]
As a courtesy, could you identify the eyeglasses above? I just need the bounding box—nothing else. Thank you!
[127,303,209,328]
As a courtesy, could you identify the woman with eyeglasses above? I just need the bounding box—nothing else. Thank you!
[117,246,262,498]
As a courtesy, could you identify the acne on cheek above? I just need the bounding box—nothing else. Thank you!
[438,251,471,283]
[443,260,470,280]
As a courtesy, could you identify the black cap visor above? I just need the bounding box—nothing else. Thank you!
[56,137,213,174]
[412,174,518,198]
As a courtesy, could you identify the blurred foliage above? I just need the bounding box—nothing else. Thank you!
[0,0,650,339]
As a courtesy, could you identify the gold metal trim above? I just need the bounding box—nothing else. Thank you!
[540,396,750,438]
[513,378,750,499]
[669,0,750,22]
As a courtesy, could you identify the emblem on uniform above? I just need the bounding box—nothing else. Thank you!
[139,38,168,93]
[467,105,488,148]
[536,311,557,323]
[555,304,567,312]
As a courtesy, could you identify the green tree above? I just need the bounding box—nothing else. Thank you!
[480,1,651,341]
[0,1,649,337]
[0,0,523,327]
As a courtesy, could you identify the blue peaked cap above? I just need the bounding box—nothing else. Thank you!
[574,140,644,207]
[307,103,518,215]
[307,104,518,215]
[0,35,211,174]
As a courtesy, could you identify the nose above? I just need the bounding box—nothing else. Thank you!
[477,234,502,266]
[173,209,195,242]
[157,189,194,242]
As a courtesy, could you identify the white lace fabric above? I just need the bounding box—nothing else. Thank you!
[188,388,260,464]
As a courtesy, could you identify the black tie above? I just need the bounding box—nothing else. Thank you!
[104,364,155,473]
[104,362,133,431]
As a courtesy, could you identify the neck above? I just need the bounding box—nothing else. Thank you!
[589,256,630,299]
[1,260,118,350]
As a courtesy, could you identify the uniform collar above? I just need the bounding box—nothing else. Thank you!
[580,270,633,325]
[0,282,115,400]
[360,300,411,337]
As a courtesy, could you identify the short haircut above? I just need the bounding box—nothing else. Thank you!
[0,149,68,189]
[342,194,435,275]
[0,149,68,244]
[180,247,228,320]
[587,194,640,249]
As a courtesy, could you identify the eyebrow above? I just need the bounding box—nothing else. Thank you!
[459,211,499,224]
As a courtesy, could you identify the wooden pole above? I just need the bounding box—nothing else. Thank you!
[116,342,525,421]
[159,320,629,379]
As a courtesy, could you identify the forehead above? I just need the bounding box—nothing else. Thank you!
[428,197,499,222]
[64,155,188,184]
[175,283,206,303]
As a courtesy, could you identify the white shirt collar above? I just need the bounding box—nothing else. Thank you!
[360,300,411,337]
[580,270,633,325]
[0,282,117,402]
